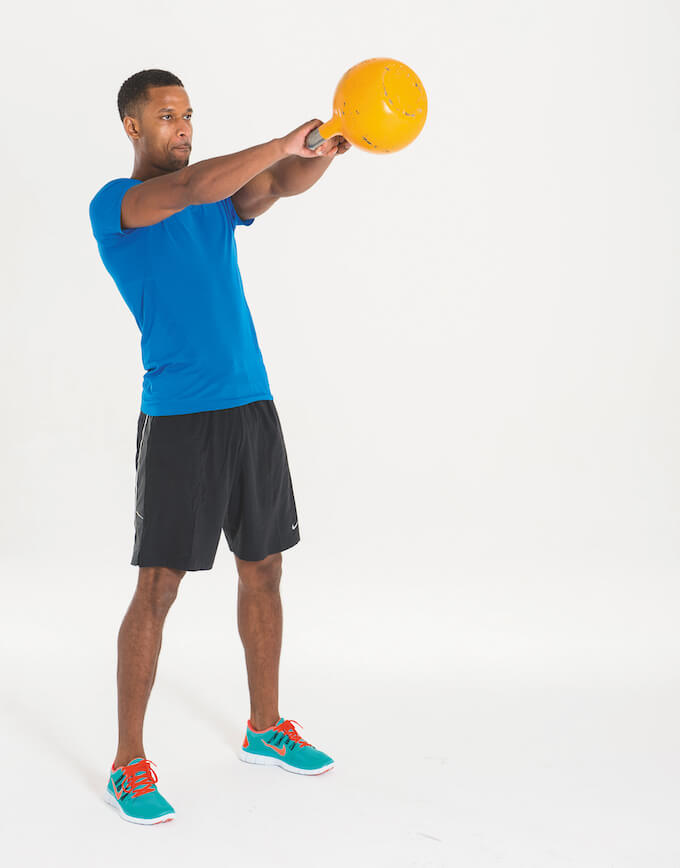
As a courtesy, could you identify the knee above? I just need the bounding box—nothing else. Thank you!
[236,551,282,592]
[136,566,185,617]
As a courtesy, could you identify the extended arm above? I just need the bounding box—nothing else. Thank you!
[190,121,346,217]
[120,138,286,230]
[120,122,348,229]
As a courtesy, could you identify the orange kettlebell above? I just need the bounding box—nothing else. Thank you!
[305,57,428,154]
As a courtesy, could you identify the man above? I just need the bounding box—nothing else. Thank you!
[89,68,351,826]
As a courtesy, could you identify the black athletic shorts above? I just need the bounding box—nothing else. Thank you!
[131,399,300,570]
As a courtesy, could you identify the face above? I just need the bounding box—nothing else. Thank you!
[125,85,193,170]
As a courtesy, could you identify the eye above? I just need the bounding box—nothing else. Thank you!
[161,114,192,120]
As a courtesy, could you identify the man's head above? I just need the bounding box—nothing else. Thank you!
[118,69,193,173]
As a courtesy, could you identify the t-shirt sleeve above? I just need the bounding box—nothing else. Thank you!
[89,178,142,243]
[224,195,255,228]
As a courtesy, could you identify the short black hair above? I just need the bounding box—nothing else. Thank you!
[117,69,184,124]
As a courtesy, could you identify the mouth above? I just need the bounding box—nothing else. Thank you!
[175,145,191,151]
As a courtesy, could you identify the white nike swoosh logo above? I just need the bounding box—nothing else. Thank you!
[292,522,298,530]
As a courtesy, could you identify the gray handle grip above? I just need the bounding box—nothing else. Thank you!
[305,127,326,150]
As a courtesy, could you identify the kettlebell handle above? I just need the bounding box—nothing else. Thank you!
[305,127,326,151]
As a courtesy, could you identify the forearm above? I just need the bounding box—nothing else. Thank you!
[271,153,335,197]
[187,138,286,205]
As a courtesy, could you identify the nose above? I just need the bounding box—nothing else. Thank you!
[174,126,191,145]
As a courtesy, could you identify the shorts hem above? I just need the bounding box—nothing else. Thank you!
[231,533,301,562]
[131,557,216,572]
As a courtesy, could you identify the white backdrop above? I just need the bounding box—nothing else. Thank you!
[1,1,679,865]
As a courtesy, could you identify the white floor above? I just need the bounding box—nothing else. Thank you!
[2,554,679,867]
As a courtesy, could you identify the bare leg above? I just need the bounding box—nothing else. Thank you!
[235,552,283,731]
[113,566,184,768]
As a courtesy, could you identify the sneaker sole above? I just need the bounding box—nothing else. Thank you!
[239,748,334,775]
[104,789,175,825]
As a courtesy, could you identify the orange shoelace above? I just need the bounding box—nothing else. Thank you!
[271,719,312,748]
[112,758,159,799]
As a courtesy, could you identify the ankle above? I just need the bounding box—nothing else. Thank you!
[113,750,146,769]
[249,714,280,732]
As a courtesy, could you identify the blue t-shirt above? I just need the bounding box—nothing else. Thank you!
[89,177,273,416]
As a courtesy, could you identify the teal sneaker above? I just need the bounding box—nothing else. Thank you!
[104,757,175,824]
[240,717,335,775]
